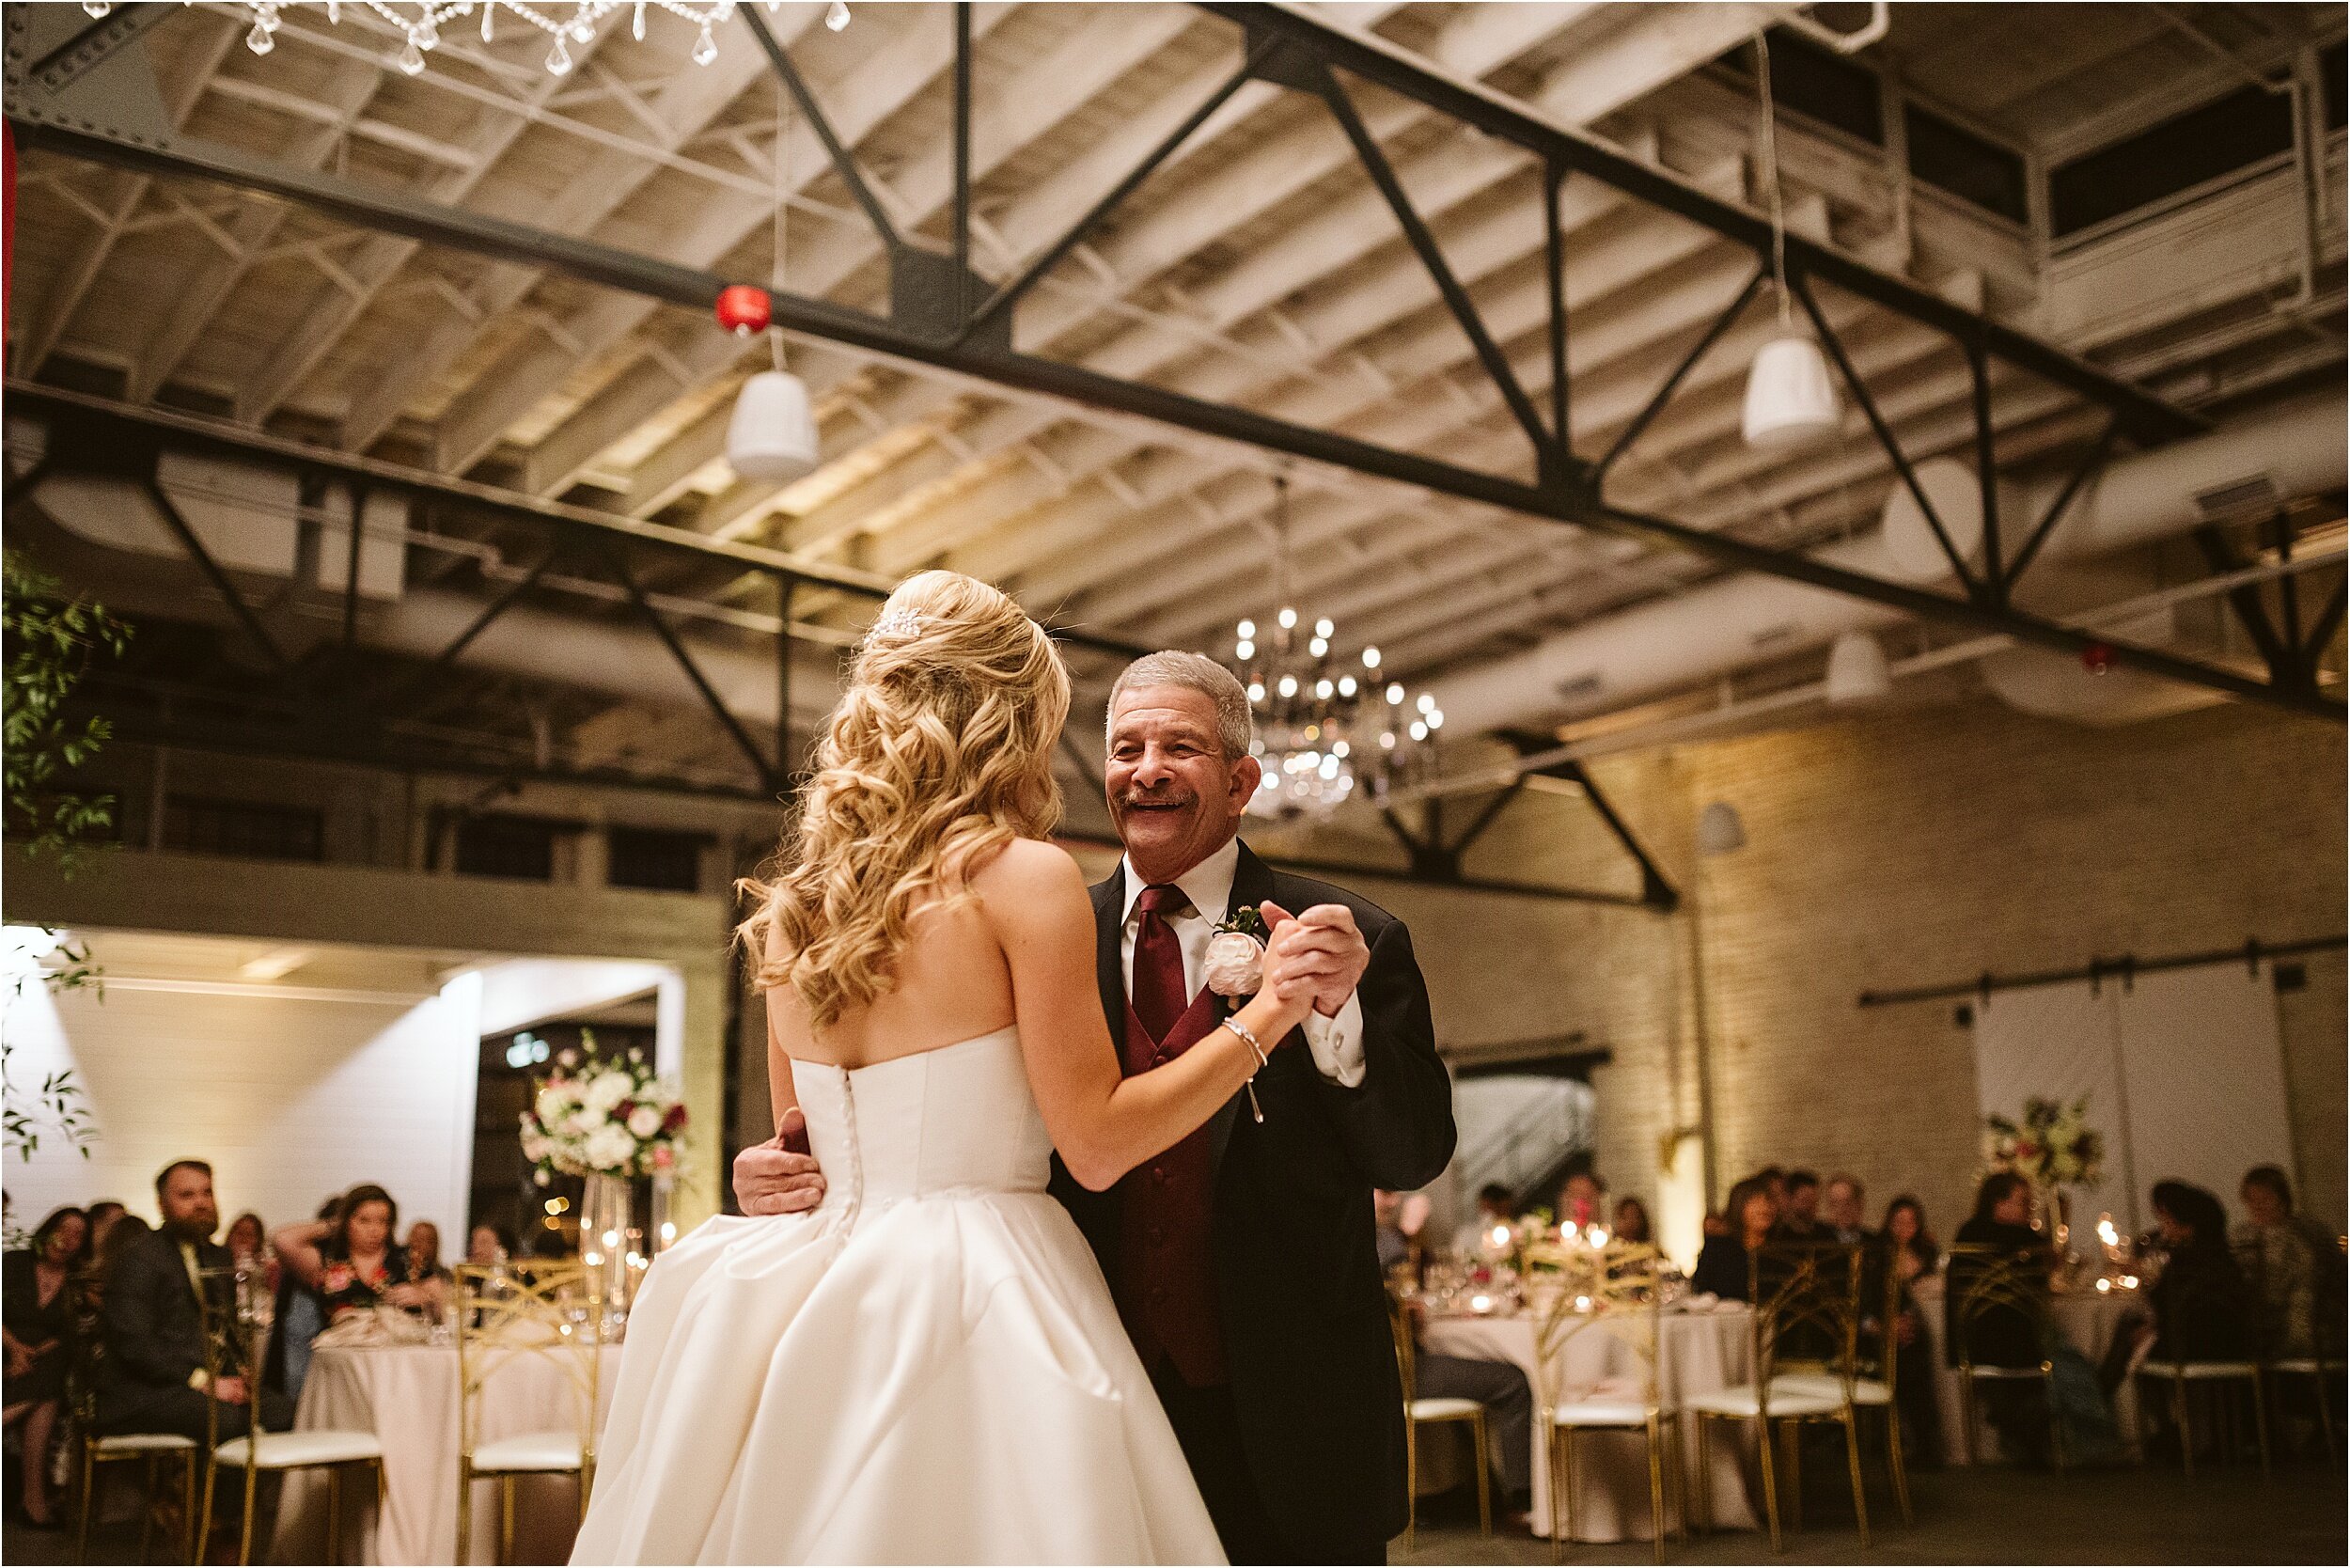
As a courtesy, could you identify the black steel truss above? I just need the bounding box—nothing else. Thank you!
[3,2,2341,722]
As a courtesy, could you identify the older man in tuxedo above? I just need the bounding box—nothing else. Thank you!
[739,651,1456,1562]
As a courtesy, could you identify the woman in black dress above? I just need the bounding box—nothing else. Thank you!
[1690,1177,1778,1301]
[274,1185,445,1340]
[4,1206,90,1527]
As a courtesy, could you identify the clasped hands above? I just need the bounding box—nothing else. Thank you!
[732,902,1371,1218]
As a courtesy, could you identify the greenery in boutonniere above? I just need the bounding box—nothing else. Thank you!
[1213,905,1268,941]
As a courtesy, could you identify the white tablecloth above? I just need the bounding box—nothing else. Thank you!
[1421,1306,1761,1542]
[1910,1277,2139,1462]
[271,1343,619,1565]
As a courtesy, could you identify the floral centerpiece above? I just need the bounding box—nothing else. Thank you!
[521,1035,686,1184]
[1982,1095,2105,1190]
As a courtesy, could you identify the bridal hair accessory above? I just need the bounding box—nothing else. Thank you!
[868,607,932,641]
[1203,905,1269,999]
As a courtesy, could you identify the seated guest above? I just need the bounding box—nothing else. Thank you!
[404,1221,451,1288]
[1451,1183,1518,1256]
[1883,1195,1938,1278]
[85,1201,128,1258]
[1776,1169,1823,1239]
[1611,1195,1653,1246]
[1394,1296,1533,1511]
[2236,1166,2342,1357]
[1555,1166,1606,1231]
[264,1196,341,1403]
[94,1161,291,1444]
[2135,1181,2255,1364]
[1822,1174,1871,1247]
[5,1206,90,1526]
[274,1184,443,1328]
[1950,1172,2054,1464]
[466,1222,516,1268]
[1690,1177,1777,1300]
[82,1213,150,1319]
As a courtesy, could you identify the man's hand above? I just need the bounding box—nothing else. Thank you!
[1258,900,1370,1017]
[732,1107,828,1216]
[212,1374,249,1406]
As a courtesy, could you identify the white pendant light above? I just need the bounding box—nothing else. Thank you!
[1742,30,1842,453]
[1743,333,1841,450]
[727,369,820,482]
[725,69,821,486]
[1824,629,1892,703]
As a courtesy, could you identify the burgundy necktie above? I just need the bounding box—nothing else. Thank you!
[1131,884,1190,1043]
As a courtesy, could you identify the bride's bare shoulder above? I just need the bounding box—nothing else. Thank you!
[969,837,1089,907]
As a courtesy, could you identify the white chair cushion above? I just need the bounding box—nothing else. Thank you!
[213,1430,384,1469]
[473,1431,585,1473]
[2139,1359,2260,1380]
[1408,1397,1483,1421]
[1963,1364,2047,1380]
[1549,1400,1655,1428]
[1773,1373,1889,1406]
[1684,1383,1841,1419]
[92,1432,197,1454]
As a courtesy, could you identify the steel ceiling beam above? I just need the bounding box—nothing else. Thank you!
[7,7,2337,723]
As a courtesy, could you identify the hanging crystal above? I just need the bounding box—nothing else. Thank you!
[397,38,427,74]
[691,23,717,65]
[81,1,110,16]
[545,32,572,74]
[480,2,494,41]
[326,0,339,23]
[824,0,850,31]
[246,17,275,54]
[632,1,646,40]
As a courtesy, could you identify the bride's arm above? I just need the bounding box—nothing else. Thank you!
[980,841,1313,1192]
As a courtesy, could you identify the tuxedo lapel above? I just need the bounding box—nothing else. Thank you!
[1090,866,1126,1048]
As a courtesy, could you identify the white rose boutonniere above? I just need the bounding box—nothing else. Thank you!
[1203,905,1271,997]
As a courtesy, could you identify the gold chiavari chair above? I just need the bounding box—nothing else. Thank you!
[454,1259,604,1564]
[68,1313,198,1566]
[1385,1292,1492,1549]
[1683,1243,1870,1553]
[2131,1262,2268,1479]
[1523,1239,1685,1563]
[1773,1245,1913,1526]
[195,1263,386,1565]
[1944,1243,2064,1469]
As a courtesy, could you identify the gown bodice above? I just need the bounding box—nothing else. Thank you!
[788,1027,1051,1212]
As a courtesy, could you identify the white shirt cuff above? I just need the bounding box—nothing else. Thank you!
[1301,992,1366,1089]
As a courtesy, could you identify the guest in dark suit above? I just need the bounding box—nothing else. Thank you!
[94,1161,291,1444]
[735,651,1456,1564]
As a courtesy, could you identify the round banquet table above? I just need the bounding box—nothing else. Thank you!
[269,1342,619,1565]
[1909,1276,2140,1463]
[1420,1305,1762,1542]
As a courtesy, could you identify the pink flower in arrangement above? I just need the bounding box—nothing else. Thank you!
[651,1144,675,1172]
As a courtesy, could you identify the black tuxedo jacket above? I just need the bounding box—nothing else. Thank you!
[97,1228,230,1400]
[1048,840,1456,1548]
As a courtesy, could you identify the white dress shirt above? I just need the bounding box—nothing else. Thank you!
[1117,838,1366,1088]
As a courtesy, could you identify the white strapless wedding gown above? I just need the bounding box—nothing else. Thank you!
[570,1027,1227,1565]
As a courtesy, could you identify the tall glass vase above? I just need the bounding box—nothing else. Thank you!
[580,1172,635,1325]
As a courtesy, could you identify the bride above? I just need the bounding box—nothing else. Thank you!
[571,570,1314,1565]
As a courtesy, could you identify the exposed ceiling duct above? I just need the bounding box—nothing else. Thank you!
[1425,391,2347,735]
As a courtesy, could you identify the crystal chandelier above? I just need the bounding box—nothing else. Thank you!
[1225,478,1443,821]
[80,1,850,79]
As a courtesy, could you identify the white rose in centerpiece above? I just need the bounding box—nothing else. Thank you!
[1202,931,1265,997]
[535,1085,572,1121]
[627,1105,663,1139]
[583,1071,633,1112]
[585,1122,636,1172]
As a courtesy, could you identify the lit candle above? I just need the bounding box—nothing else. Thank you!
[1469,1294,1493,1313]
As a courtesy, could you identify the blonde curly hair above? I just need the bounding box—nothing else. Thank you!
[738,570,1070,1031]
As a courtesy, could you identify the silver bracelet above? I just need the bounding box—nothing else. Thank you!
[1217,1017,1269,1123]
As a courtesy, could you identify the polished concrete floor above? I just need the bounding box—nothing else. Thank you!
[6,1455,2342,1564]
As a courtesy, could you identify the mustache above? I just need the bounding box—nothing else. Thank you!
[1115,788,1198,811]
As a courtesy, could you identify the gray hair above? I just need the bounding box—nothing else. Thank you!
[1105,651,1254,760]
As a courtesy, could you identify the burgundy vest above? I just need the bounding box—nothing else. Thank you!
[1113,986,1229,1388]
